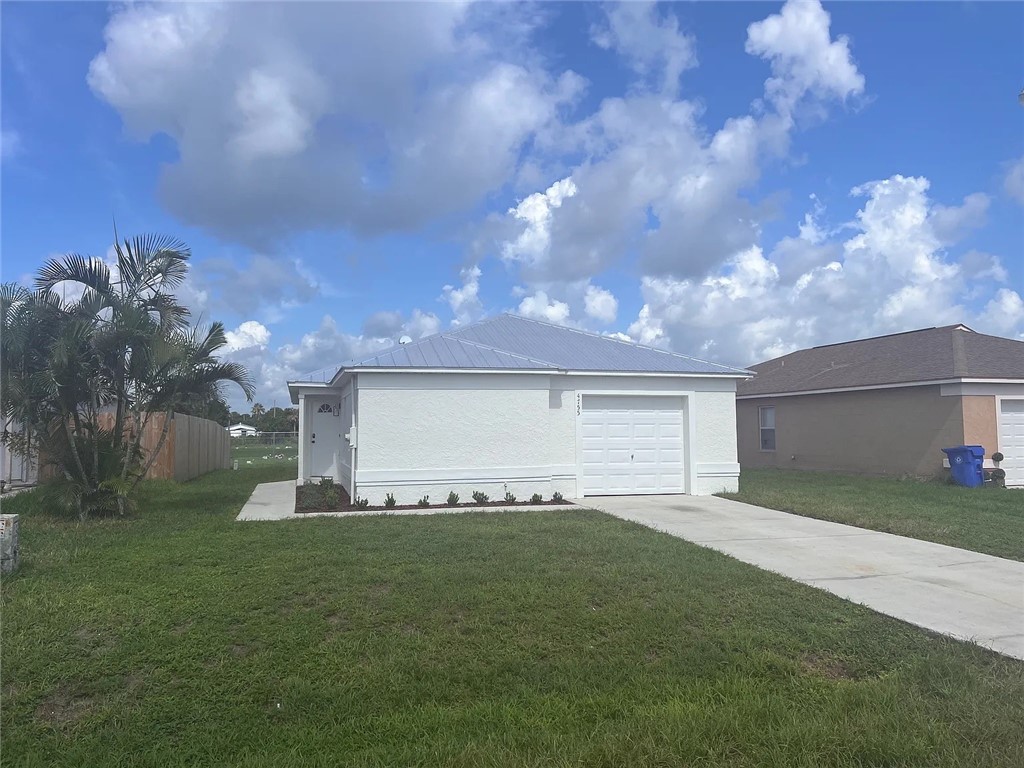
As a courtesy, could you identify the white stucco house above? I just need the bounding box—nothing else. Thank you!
[287,314,751,505]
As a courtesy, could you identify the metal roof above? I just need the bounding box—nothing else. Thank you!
[339,313,749,376]
[344,332,559,370]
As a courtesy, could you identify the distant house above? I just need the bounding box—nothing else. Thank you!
[228,423,260,438]
[736,325,1024,486]
[1,418,38,489]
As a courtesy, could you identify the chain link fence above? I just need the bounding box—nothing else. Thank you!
[231,432,299,466]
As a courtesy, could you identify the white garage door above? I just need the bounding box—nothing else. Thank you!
[999,399,1024,488]
[580,395,686,495]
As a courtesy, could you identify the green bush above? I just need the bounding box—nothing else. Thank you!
[353,496,370,509]
[552,491,564,503]
[530,493,543,504]
[384,493,397,508]
[447,491,460,506]
[504,491,516,503]
[472,491,489,504]
[417,495,430,507]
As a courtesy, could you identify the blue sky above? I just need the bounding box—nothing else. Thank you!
[2,1,1022,408]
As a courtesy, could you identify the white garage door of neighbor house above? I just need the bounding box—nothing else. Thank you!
[581,395,686,495]
[999,399,1024,488]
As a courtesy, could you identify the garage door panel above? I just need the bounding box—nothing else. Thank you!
[580,395,687,496]
[999,399,1024,488]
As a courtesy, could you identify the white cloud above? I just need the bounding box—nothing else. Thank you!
[1004,156,1024,206]
[191,254,321,321]
[929,192,989,245]
[517,290,570,324]
[442,265,484,326]
[583,283,618,324]
[224,320,271,352]
[88,2,581,246]
[500,177,577,274]
[745,0,864,116]
[626,174,1023,366]
[979,289,1024,338]
[591,2,697,94]
[490,0,865,287]
[1,128,21,161]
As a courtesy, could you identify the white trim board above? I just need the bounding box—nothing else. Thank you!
[357,465,577,485]
[738,378,1024,400]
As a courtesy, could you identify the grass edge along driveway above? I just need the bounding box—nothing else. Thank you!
[1,466,1022,767]
[721,468,1024,561]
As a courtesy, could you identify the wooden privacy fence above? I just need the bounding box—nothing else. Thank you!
[95,412,231,482]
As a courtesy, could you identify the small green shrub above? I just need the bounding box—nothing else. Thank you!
[318,476,334,489]
[504,491,516,503]
[530,493,543,504]
[552,491,564,503]
[447,491,460,506]
[324,487,340,507]
[417,495,430,507]
[353,496,370,509]
[384,493,397,508]
[472,491,489,504]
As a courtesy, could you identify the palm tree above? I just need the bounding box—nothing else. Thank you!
[2,234,254,518]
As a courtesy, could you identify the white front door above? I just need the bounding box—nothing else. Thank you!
[998,399,1024,488]
[309,399,341,479]
[580,395,686,495]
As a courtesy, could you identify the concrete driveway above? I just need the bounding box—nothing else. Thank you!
[585,494,1024,661]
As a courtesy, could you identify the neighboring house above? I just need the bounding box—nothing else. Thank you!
[736,325,1024,486]
[0,418,38,489]
[228,423,260,438]
[288,314,751,505]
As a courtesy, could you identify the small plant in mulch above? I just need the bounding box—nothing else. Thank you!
[295,479,351,513]
[552,491,564,503]
[296,485,571,514]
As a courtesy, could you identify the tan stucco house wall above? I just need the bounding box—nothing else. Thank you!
[736,385,989,478]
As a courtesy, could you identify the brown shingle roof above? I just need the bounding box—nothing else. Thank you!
[738,325,1024,397]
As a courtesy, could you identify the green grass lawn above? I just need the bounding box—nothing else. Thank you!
[231,440,298,467]
[2,467,1022,767]
[722,469,1024,561]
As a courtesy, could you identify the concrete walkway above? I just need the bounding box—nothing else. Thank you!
[235,481,580,521]
[585,494,1024,660]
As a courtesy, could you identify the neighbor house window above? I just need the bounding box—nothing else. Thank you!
[759,406,776,451]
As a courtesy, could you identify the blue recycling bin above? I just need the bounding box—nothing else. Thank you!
[942,445,985,488]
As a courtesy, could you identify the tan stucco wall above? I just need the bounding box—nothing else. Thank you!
[961,395,998,451]
[737,386,967,477]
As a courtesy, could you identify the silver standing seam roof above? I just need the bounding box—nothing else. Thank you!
[336,314,749,376]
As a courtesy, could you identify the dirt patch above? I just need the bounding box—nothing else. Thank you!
[326,612,350,630]
[35,684,99,728]
[230,644,250,657]
[74,627,117,656]
[799,653,855,680]
[367,582,392,599]
[170,620,194,636]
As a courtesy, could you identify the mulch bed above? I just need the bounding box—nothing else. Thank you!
[295,484,569,514]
